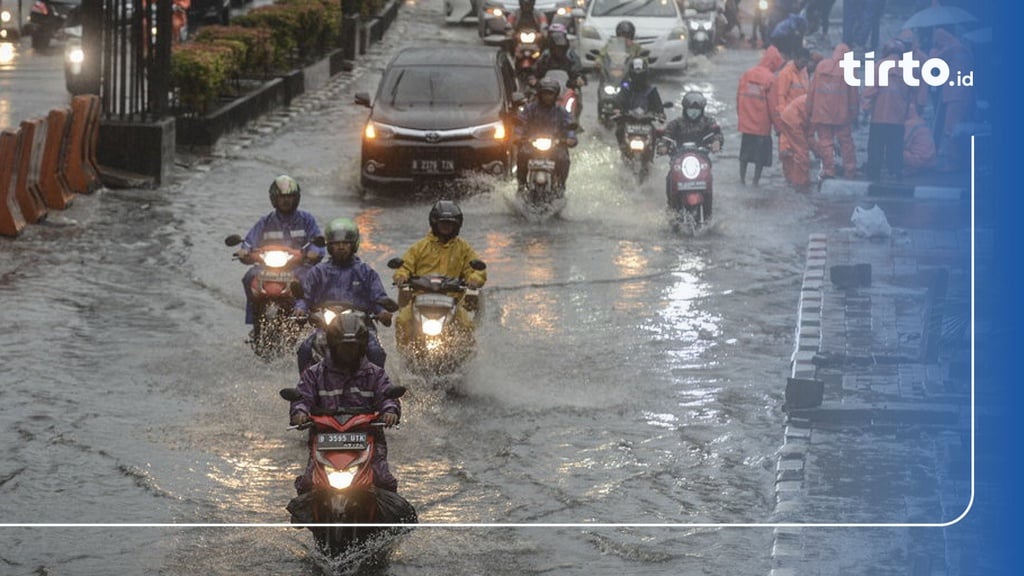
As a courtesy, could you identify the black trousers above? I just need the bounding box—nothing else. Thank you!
[866,123,904,180]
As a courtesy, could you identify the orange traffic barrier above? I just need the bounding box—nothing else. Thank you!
[39,108,76,210]
[82,94,103,183]
[65,95,103,194]
[0,130,28,237]
[13,119,49,224]
[24,115,52,212]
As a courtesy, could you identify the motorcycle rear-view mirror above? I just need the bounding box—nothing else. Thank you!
[311,235,326,248]
[387,257,404,269]
[469,259,487,271]
[354,92,371,108]
[280,388,303,402]
[663,101,675,109]
[379,297,400,313]
[385,386,407,399]
[224,234,243,247]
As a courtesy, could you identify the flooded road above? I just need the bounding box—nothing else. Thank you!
[0,1,969,574]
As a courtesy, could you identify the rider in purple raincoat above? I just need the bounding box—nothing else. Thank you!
[289,314,401,494]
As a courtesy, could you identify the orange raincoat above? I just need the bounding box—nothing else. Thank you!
[737,46,784,136]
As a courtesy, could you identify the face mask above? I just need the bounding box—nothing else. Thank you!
[686,108,701,120]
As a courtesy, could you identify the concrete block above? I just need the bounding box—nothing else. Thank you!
[785,377,824,410]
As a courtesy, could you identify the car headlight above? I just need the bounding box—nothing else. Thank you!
[603,85,620,95]
[556,7,571,16]
[681,155,701,179]
[485,6,503,17]
[421,318,444,336]
[261,250,293,268]
[1,10,12,23]
[326,465,359,489]
[531,137,553,151]
[758,0,768,10]
[364,120,395,140]
[581,25,601,40]
[472,121,506,140]
[670,27,687,41]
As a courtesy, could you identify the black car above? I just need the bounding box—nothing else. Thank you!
[355,46,523,191]
[27,0,81,50]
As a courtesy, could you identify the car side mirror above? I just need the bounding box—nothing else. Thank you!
[355,92,372,107]
[387,257,404,269]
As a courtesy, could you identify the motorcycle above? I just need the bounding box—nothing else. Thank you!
[225,233,322,359]
[387,257,486,377]
[539,69,581,125]
[684,0,719,55]
[280,386,417,557]
[591,37,630,129]
[656,133,717,232]
[27,0,80,50]
[515,134,571,217]
[510,27,543,84]
[612,106,663,184]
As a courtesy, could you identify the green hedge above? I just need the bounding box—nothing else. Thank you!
[170,42,240,115]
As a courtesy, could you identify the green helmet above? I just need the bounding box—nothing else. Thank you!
[324,217,361,253]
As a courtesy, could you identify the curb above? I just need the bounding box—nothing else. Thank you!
[819,178,967,200]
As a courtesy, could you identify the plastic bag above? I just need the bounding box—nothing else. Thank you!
[851,204,891,238]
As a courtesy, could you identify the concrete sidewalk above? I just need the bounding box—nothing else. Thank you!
[769,223,980,575]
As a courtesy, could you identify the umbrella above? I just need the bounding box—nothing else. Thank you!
[902,4,977,30]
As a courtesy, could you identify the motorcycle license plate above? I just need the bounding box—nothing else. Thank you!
[259,271,293,282]
[411,159,455,174]
[678,181,707,191]
[626,125,648,136]
[316,432,368,450]
[528,158,556,170]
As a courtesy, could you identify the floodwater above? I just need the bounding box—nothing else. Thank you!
[0,1,968,574]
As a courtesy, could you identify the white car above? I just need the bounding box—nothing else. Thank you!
[578,0,689,71]
[474,0,581,45]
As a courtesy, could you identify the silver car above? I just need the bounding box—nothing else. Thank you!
[578,0,689,70]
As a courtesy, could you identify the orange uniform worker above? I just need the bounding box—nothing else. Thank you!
[807,43,859,179]
[778,94,813,191]
[771,48,811,133]
[737,45,785,186]
[861,41,914,181]
[903,110,936,175]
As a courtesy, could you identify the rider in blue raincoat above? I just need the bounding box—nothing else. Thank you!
[515,77,578,190]
[294,217,393,371]
[289,314,401,493]
[237,175,325,325]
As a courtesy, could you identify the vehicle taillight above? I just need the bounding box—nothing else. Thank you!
[686,193,703,206]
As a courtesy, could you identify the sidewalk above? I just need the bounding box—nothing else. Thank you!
[770,223,978,575]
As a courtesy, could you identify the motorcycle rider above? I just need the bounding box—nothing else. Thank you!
[506,0,549,38]
[663,91,724,153]
[598,20,645,73]
[391,201,488,348]
[515,77,579,191]
[612,57,665,156]
[294,218,394,372]
[532,23,585,99]
[236,175,325,328]
[288,314,401,494]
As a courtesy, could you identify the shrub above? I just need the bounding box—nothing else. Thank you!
[170,43,239,115]
[233,4,303,68]
[194,25,276,79]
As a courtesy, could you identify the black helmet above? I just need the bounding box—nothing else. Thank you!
[324,217,360,253]
[682,91,707,120]
[429,200,463,240]
[326,313,369,366]
[269,175,301,212]
[615,20,636,40]
[537,77,561,97]
[548,23,569,48]
[628,57,649,83]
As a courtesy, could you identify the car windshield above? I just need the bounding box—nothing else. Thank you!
[384,66,500,107]
[591,0,677,18]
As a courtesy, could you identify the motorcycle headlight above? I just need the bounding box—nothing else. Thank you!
[629,139,646,151]
[68,46,85,64]
[486,6,503,17]
[556,7,571,16]
[261,250,293,268]
[326,465,358,489]
[681,155,702,179]
[421,318,444,336]
[472,120,506,140]
[322,309,337,325]
[603,85,620,95]
[758,0,768,11]
[532,137,553,151]
[689,20,700,30]
[519,31,536,44]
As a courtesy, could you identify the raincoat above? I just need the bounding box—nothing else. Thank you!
[903,113,936,173]
[290,355,401,492]
[771,59,809,132]
[393,232,488,343]
[779,94,813,187]
[241,209,324,324]
[535,48,585,87]
[807,43,858,177]
[737,46,784,137]
[862,54,912,125]
[663,114,724,150]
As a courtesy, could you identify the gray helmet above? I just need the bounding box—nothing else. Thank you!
[268,175,301,210]
[429,200,463,240]
[537,77,561,97]
[615,20,636,40]
[682,91,707,119]
[326,313,369,364]
[324,217,361,253]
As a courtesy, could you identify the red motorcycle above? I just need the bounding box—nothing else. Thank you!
[510,27,543,83]
[225,233,321,358]
[657,133,716,232]
[281,386,417,557]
